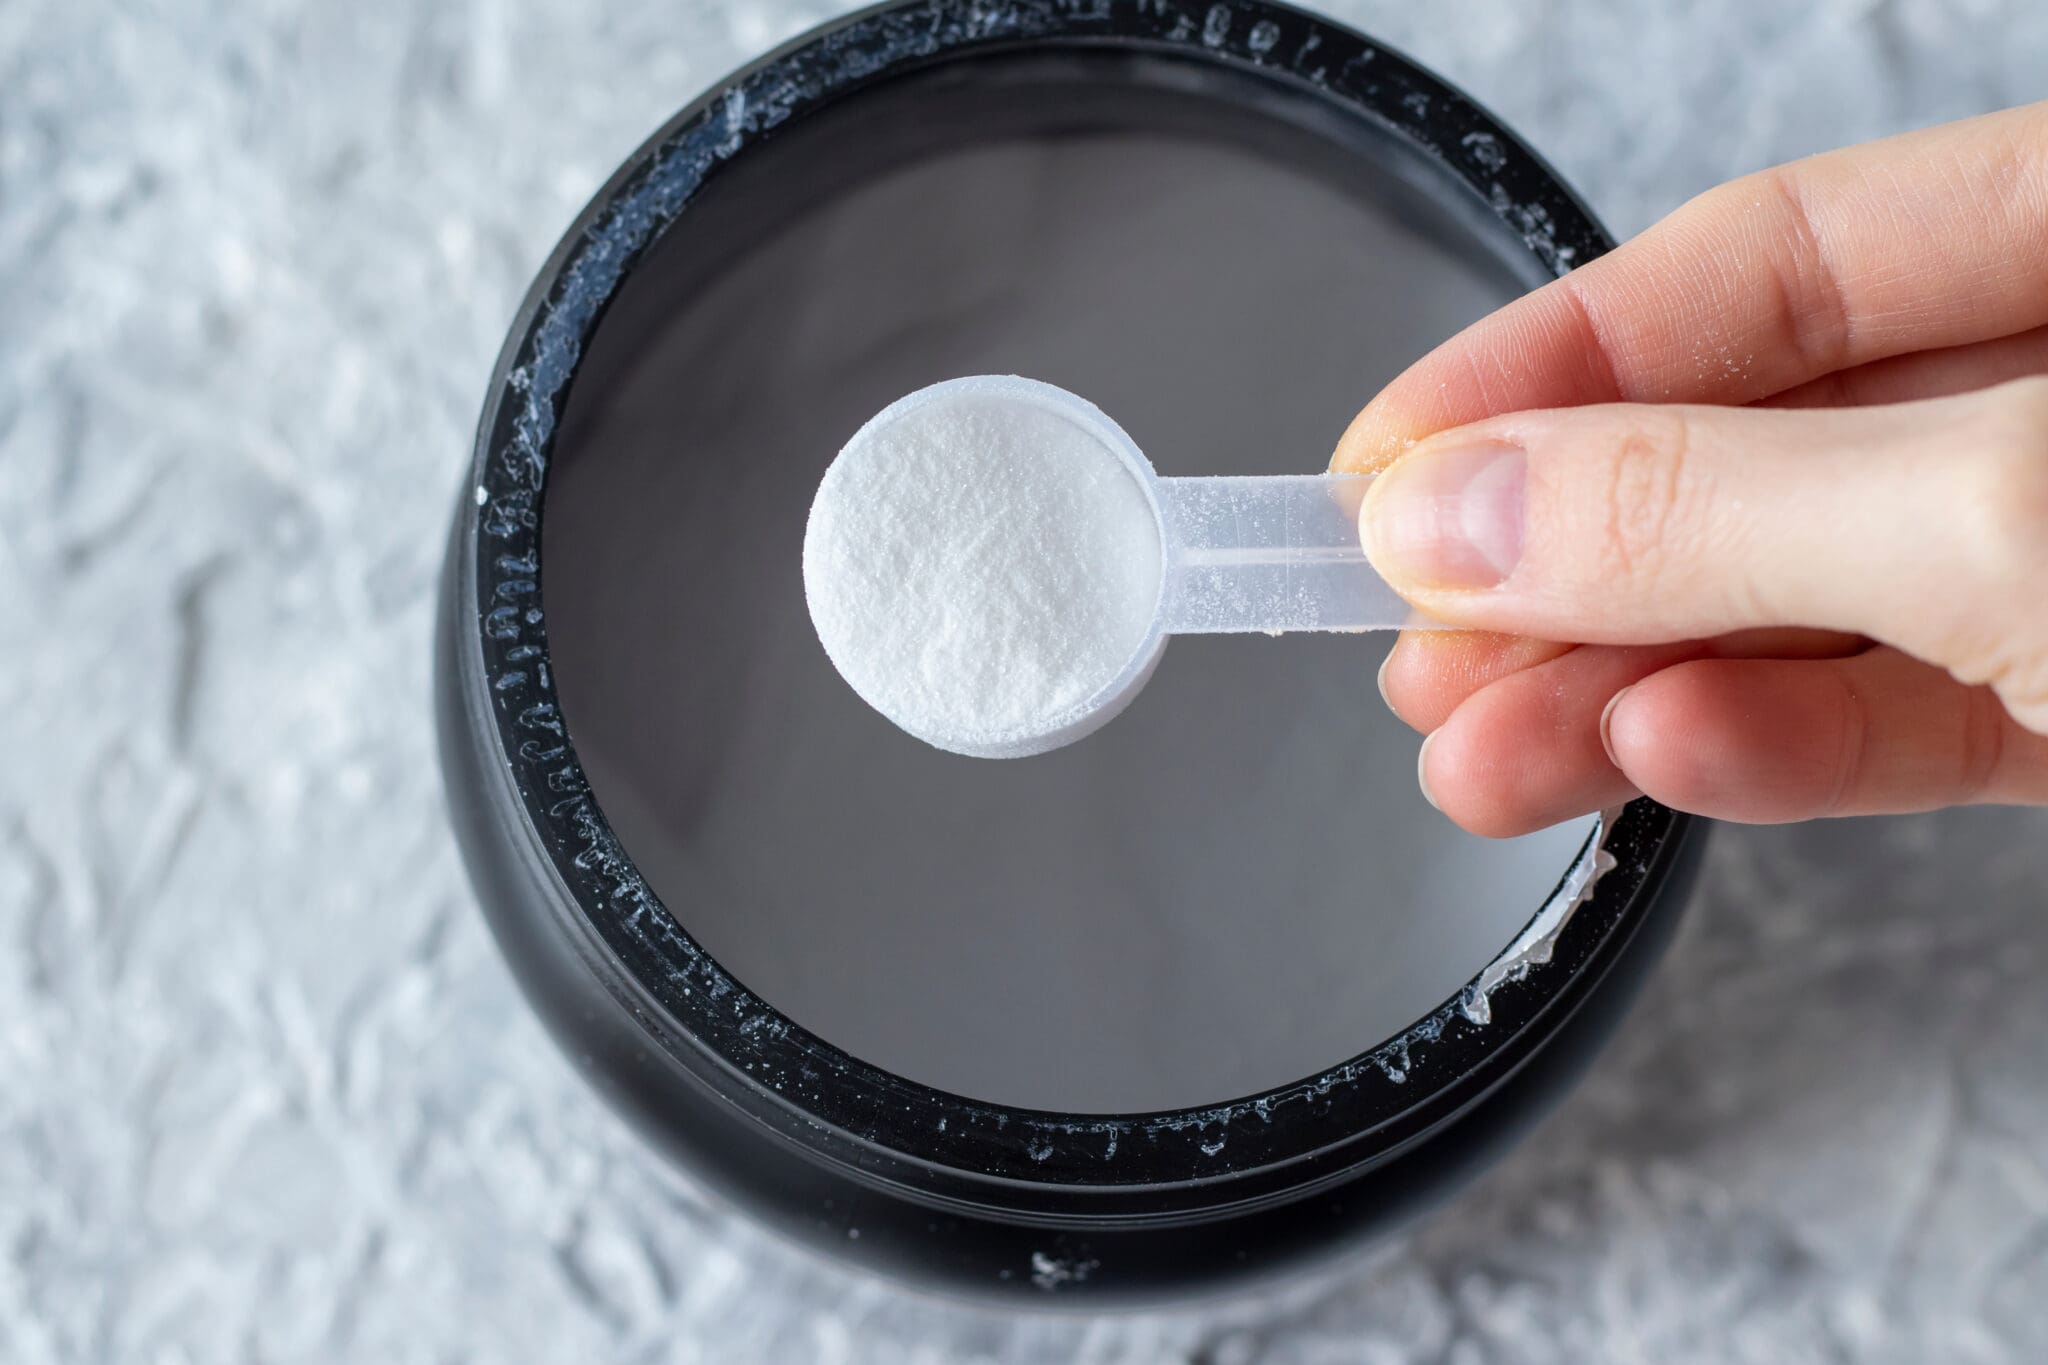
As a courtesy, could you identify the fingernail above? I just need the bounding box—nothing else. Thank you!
[1417,732,1441,810]
[1376,648,1396,710]
[1365,440,1526,589]
[1599,687,1632,768]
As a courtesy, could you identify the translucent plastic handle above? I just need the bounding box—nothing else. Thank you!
[1155,474,1433,634]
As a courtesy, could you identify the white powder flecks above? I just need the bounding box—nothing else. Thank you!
[802,382,1163,757]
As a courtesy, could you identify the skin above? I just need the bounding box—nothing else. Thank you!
[1337,102,2048,837]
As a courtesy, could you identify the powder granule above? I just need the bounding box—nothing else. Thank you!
[803,384,1163,755]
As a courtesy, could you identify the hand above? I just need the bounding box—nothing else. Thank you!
[1340,103,2048,837]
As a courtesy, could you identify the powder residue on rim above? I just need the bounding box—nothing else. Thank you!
[802,389,1163,751]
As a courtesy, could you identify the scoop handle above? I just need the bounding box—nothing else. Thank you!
[1154,474,1436,634]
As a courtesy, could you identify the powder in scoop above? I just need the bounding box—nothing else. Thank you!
[802,382,1164,756]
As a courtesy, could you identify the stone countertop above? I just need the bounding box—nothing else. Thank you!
[4,1,2045,1360]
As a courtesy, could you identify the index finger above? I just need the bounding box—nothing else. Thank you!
[1334,101,2048,472]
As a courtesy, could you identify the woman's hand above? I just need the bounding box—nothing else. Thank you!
[1340,103,2048,836]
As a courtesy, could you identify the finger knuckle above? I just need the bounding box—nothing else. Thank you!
[1935,379,2048,715]
[1963,377,2048,589]
[1596,408,1701,585]
[1822,666,1870,817]
[1955,684,2011,799]
[1938,633,2048,743]
[2002,688,2048,740]
[1988,656,2048,741]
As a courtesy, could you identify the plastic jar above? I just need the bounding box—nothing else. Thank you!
[437,0,1702,1304]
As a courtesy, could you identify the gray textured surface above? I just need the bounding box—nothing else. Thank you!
[3,1,2045,1361]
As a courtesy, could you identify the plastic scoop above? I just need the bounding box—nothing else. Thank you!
[805,375,1436,758]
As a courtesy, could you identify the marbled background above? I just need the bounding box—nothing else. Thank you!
[5,1,2046,1360]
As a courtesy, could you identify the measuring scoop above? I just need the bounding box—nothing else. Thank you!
[808,375,1438,758]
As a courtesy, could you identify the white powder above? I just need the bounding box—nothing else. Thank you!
[802,382,1165,756]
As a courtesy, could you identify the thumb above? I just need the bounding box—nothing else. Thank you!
[1358,376,2048,733]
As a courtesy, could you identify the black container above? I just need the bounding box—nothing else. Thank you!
[437,0,1702,1304]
